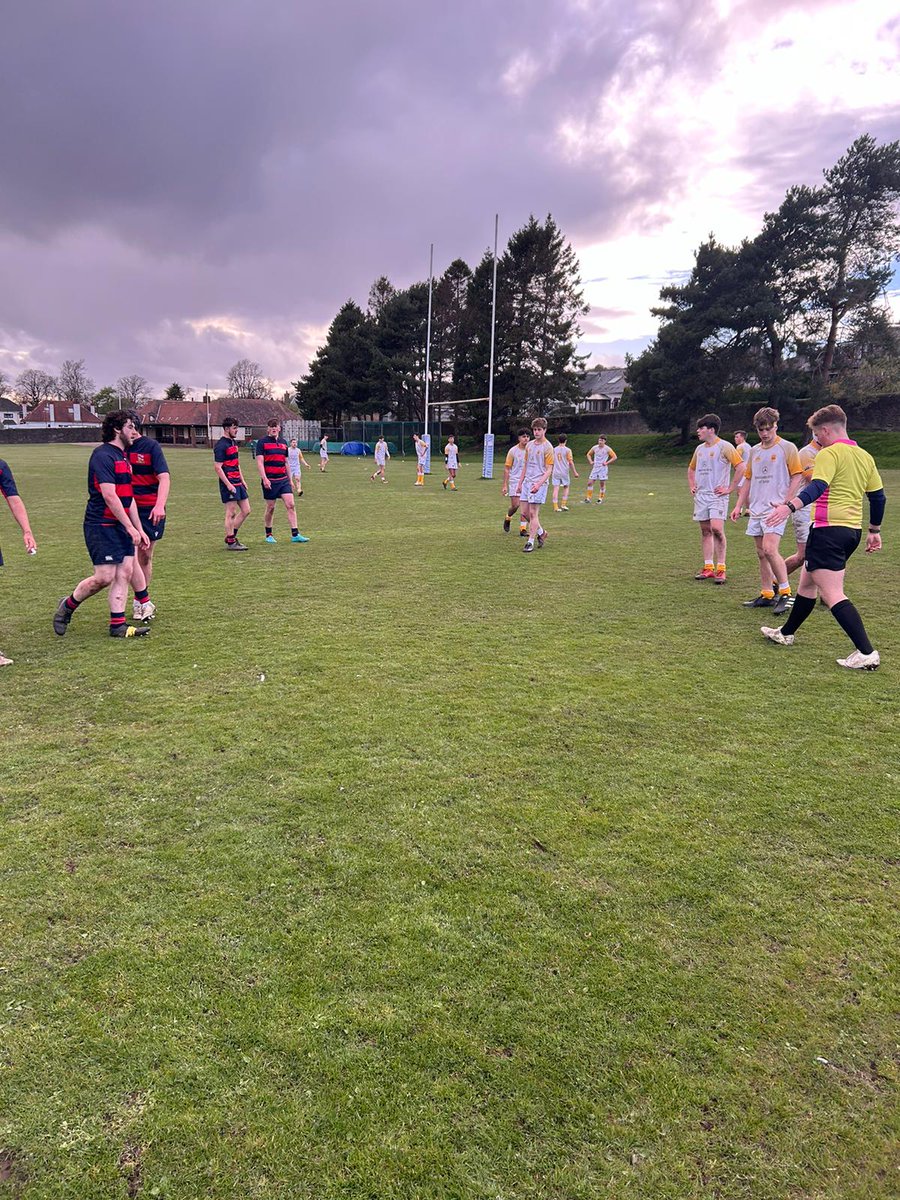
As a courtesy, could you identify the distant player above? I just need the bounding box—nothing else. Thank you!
[688,413,744,584]
[319,435,329,472]
[257,418,309,543]
[761,404,885,670]
[287,438,309,497]
[370,436,390,482]
[583,435,617,503]
[442,435,460,490]
[1,456,37,666]
[730,407,803,614]
[733,430,752,515]
[214,417,251,550]
[551,435,579,511]
[413,434,429,485]
[502,430,530,534]
[520,417,554,553]
[127,414,170,622]
[53,410,150,640]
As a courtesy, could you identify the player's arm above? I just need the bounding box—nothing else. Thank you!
[687,466,697,494]
[568,449,579,477]
[256,449,270,487]
[606,447,617,463]
[4,494,36,553]
[502,453,513,495]
[150,472,171,524]
[730,469,751,520]
[299,451,309,468]
[865,486,885,552]
[533,448,554,491]
[587,447,595,463]
[98,483,148,546]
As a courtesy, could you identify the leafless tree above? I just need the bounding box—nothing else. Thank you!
[15,368,57,410]
[56,359,95,405]
[0,368,9,397]
[116,374,152,405]
[226,358,273,400]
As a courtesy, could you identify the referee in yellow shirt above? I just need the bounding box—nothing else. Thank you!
[760,405,885,670]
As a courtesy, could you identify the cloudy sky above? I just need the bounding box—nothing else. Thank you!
[2,0,898,398]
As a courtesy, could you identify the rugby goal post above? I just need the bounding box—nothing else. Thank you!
[421,397,495,478]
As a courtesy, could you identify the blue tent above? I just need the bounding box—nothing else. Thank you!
[341,441,371,455]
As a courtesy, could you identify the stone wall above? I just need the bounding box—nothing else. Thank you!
[0,427,101,445]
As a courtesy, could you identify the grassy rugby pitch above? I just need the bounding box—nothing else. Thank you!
[1,441,898,1199]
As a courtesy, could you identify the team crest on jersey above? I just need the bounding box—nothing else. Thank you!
[134,454,149,464]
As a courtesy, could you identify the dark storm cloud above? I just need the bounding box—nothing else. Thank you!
[0,0,889,391]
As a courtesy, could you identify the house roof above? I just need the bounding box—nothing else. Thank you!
[0,397,20,412]
[137,398,297,427]
[579,368,628,399]
[28,399,102,423]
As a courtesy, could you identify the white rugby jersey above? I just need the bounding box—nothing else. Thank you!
[520,438,554,488]
[689,437,742,497]
[591,443,614,468]
[553,445,573,472]
[505,444,527,483]
[374,440,388,464]
[744,437,803,516]
[444,443,459,468]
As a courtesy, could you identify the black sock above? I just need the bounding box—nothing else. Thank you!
[291,527,299,536]
[781,594,816,636]
[830,599,873,655]
[265,526,273,536]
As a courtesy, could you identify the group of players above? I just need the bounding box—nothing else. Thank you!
[687,404,885,670]
[0,404,886,670]
[498,421,618,551]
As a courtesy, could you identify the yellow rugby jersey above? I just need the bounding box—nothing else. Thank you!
[689,437,742,496]
[809,440,883,529]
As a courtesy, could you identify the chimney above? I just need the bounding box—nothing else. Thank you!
[73,402,81,422]
[48,403,55,424]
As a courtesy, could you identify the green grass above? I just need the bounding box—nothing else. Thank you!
[1,446,898,1199]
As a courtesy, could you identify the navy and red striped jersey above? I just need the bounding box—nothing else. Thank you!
[256,433,288,480]
[0,459,19,499]
[128,436,169,509]
[85,443,134,526]
[214,436,242,483]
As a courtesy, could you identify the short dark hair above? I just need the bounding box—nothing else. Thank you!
[223,416,238,428]
[267,418,280,429]
[558,434,568,444]
[517,428,530,438]
[734,429,746,439]
[102,410,132,443]
[696,413,721,433]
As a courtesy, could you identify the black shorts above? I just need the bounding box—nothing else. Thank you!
[139,511,166,542]
[84,523,134,566]
[805,526,862,573]
[262,478,292,501]
[220,482,249,504]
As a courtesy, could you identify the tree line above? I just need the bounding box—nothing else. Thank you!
[1,359,279,415]
[294,214,589,427]
[627,135,900,438]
